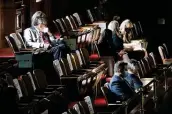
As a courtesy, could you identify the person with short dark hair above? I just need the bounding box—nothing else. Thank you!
[108,61,135,100]
[125,60,143,91]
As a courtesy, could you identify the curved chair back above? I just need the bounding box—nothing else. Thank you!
[73,13,82,26]
[5,35,20,53]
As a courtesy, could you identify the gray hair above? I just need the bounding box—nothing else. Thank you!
[114,61,127,73]
[127,59,139,73]
[31,11,47,26]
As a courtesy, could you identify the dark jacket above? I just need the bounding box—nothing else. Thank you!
[108,74,134,100]
[124,72,143,90]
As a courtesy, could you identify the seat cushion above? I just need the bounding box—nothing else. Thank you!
[94,97,107,107]
[68,101,78,109]
[106,77,112,83]
[0,48,15,58]
[101,74,106,80]
[89,54,100,61]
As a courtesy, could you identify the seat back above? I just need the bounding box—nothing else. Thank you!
[66,16,75,30]
[53,59,65,77]
[17,32,27,48]
[101,86,119,104]
[69,15,78,29]
[56,19,66,33]
[73,13,82,26]
[67,54,75,72]
[62,18,73,32]
[73,103,82,114]
[77,75,88,96]
[87,9,94,23]
[147,54,156,69]
[22,75,35,97]
[140,59,147,77]
[80,48,90,65]
[60,58,69,76]
[6,74,23,100]
[27,71,40,90]
[163,43,169,58]
[10,33,24,50]
[53,20,62,35]
[26,72,37,91]
[78,101,90,114]
[93,28,101,42]
[76,50,84,66]
[158,46,166,61]
[149,52,158,68]
[18,75,29,98]
[33,69,48,89]
[5,36,20,53]
[137,61,144,78]
[68,108,78,114]
[71,53,82,70]
[86,31,93,44]
[143,57,151,74]
[84,96,95,114]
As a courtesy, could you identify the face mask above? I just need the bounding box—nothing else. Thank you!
[43,27,48,33]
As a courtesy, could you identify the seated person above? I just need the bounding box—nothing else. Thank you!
[120,19,134,43]
[108,61,135,100]
[97,29,114,56]
[24,11,70,60]
[125,60,143,92]
[108,15,121,38]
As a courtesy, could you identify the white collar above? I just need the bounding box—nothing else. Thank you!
[34,26,40,33]
[127,70,134,74]
[114,72,121,76]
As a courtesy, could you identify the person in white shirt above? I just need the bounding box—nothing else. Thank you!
[24,11,69,60]
[120,19,133,43]
[108,16,121,37]
[24,11,56,49]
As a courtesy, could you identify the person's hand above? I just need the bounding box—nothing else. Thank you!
[118,50,125,57]
[43,43,51,49]
[42,27,53,36]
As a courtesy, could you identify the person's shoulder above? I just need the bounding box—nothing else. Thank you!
[24,27,33,32]
[112,74,121,81]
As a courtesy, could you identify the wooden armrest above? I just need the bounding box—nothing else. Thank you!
[15,51,32,54]
[20,48,33,51]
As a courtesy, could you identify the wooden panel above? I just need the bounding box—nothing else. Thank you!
[0,0,4,48]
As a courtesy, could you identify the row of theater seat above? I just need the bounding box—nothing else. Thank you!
[1,44,172,114]
[0,68,70,114]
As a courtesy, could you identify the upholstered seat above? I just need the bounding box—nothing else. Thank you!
[94,97,107,107]
[106,77,112,83]
[0,48,15,58]
[89,54,100,61]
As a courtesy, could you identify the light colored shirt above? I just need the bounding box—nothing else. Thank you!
[108,20,119,35]
[24,26,55,48]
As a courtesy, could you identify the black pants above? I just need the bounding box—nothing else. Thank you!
[49,44,65,60]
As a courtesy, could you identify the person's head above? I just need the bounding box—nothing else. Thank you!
[114,61,127,76]
[127,59,139,75]
[98,29,112,44]
[124,19,133,28]
[113,15,120,21]
[31,11,47,31]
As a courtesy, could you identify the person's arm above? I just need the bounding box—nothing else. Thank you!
[132,75,143,89]
[47,31,56,41]
[24,28,43,48]
[110,81,125,97]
